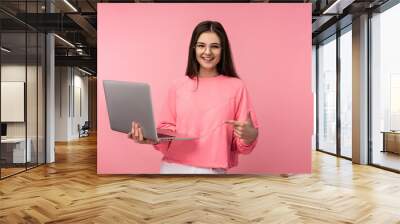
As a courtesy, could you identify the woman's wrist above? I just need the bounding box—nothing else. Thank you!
[242,138,255,146]
[241,128,258,145]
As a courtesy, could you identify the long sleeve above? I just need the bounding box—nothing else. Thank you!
[233,85,260,154]
[153,85,177,154]
[153,75,258,169]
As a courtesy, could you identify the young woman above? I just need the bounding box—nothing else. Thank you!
[129,20,259,174]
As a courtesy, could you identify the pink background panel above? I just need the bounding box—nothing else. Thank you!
[97,3,312,174]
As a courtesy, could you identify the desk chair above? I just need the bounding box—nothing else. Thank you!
[79,121,90,138]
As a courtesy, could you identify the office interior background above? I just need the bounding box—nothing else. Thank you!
[0,0,400,223]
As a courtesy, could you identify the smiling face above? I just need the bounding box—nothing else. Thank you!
[195,31,222,74]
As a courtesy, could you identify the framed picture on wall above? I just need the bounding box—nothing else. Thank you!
[1,81,25,122]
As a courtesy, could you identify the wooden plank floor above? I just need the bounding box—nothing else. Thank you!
[0,167,26,178]
[1,133,400,224]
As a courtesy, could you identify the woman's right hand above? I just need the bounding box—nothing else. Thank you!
[128,122,159,145]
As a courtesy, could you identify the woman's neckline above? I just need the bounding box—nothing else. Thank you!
[197,74,224,79]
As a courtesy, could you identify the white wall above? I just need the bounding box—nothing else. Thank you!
[1,64,46,164]
[1,66,25,131]
[70,72,89,138]
[1,65,41,138]
[55,67,89,141]
[55,67,69,141]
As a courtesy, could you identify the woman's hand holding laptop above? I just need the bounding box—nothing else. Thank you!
[128,122,160,145]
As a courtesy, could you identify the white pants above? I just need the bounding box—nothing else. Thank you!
[160,161,226,174]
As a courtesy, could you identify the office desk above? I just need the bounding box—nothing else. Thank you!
[382,131,400,154]
[1,138,32,164]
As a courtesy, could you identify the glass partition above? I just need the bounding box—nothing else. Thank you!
[371,3,400,171]
[317,35,337,155]
[0,1,46,179]
[1,30,28,177]
[38,32,45,165]
[27,31,38,169]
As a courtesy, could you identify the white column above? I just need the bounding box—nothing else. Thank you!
[352,14,369,164]
[46,33,55,163]
[46,1,55,163]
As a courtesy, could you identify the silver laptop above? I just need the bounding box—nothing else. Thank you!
[103,80,196,142]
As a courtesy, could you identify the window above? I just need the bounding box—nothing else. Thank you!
[317,36,337,154]
[371,2,400,171]
[340,27,352,158]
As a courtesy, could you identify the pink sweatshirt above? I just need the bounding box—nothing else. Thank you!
[153,75,259,169]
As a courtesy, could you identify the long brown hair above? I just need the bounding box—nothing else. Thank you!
[185,20,239,80]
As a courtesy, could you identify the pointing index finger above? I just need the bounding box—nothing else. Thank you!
[225,120,244,126]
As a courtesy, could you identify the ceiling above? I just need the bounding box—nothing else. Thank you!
[0,0,392,75]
